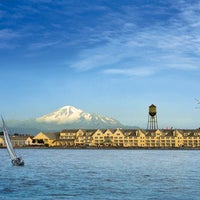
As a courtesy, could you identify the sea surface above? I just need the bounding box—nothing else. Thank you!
[0,149,200,200]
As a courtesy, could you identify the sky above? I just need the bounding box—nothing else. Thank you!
[0,0,200,129]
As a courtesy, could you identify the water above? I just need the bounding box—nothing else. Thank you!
[1,149,200,200]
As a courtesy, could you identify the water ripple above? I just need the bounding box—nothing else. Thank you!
[1,149,200,200]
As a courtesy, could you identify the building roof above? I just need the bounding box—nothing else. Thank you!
[123,130,137,137]
[41,132,60,140]
[61,129,79,133]
[10,135,32,140]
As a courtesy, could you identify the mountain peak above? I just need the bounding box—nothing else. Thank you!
[59,105,79,110]
[36,105,122,127]
[36,105,91,124]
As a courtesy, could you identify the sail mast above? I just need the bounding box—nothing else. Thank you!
[2,117,17,160]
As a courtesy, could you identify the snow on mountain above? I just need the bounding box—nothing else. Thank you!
[36,106,91,124]
[5,106,139,134]
[91,113,119,125]
[36,106,121,126]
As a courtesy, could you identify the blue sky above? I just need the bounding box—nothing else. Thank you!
[0,0,200,129]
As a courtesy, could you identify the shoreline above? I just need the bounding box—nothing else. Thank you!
[1,146,200,150]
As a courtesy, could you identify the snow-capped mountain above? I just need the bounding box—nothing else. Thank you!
[5,106,138,134]
[36,105,121,126]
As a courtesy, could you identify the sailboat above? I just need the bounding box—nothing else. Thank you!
[1,117,24,166]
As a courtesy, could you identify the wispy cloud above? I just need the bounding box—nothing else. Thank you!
[0,29,19,40]
[0,29,20,49]
[104,67,156,77]
[69,1,200,76]
[2,0,200,75]
[28,40,61,50]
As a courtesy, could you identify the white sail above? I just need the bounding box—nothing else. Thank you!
[2,117,17,160]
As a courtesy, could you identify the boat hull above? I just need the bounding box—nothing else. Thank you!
[12,157,24,166]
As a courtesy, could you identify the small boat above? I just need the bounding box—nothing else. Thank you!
[1,117,24,166]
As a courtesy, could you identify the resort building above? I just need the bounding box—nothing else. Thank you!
[30,128,200,148]
[10,135,33,147]
[51,129,95,147]
[0,136,4,147]
[1,128,200,148]
[32,132,59,146]
[0,135,33,147]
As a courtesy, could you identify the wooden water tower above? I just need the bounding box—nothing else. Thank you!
[147,104,158,130]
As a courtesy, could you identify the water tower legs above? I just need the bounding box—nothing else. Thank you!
[147,115,158,130]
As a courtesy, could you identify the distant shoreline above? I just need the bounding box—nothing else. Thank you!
[1,146,200,150]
